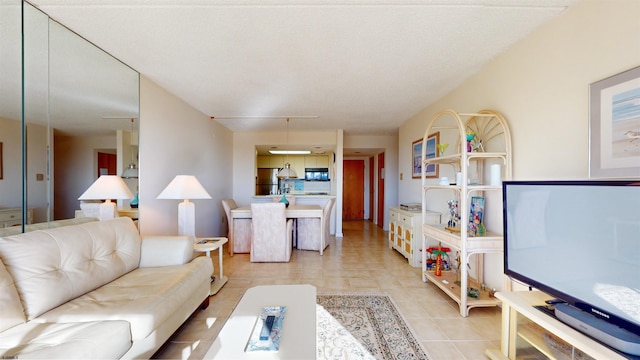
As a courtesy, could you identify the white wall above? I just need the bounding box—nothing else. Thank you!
[398,0,640,291]
[139,76,234,237]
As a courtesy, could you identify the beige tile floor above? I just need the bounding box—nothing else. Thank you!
[152,220,502,360]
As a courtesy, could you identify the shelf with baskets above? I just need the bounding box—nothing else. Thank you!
[420,109,512,317]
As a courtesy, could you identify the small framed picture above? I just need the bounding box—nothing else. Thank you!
[412,132,439,178]
[469,196,485,236]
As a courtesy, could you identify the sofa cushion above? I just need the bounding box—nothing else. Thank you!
[0,260,25,333]
[34,257,212,341]
[0,320,131,359]
[0,217,141,320]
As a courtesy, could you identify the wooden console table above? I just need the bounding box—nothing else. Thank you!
[485,291,628,360]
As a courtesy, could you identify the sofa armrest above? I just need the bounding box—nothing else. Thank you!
[139,236,195,267]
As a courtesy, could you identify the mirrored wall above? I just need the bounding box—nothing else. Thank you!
[0,1,140,230]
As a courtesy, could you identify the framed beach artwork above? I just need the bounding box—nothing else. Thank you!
[412,132,439,179]
[589,66,640,179]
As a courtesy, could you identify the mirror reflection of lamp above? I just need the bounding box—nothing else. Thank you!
[157,175,211,236]
[78,175,133,221]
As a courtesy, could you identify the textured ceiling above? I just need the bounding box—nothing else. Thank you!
[28,0,578,136]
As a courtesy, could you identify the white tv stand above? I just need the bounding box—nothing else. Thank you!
[485,291,629,360]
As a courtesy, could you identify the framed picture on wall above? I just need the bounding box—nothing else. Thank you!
[589,65,640,179]
[0,142,3,180]
[412,132,439,179]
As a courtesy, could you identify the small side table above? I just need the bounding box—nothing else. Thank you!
[194,237,229,296]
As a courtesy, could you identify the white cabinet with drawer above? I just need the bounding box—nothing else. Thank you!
[389,207,440,267]
[0,208,34,228]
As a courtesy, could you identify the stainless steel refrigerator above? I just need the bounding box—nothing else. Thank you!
[256,168,280,195]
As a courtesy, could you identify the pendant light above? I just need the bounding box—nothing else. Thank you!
[277,118,297,179]
[122,118,138,178]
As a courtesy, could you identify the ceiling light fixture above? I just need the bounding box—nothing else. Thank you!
[269,150,311,155]
[122,118,138,178]
[277,118,297,179]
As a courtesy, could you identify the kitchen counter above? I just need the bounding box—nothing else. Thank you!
[253,194,335,199]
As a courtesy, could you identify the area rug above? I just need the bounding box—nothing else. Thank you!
[317,293,431,360]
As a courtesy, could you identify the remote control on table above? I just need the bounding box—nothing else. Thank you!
[259,315,275,340]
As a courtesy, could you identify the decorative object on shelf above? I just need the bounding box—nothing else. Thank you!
[465,131,475,152]
[490,163,502,186]
[439,176,449,186]
[157,175,212,236]
[468,196,485,236]
[589,65,640,179]
[446,199,459,229]
[413,132,439,178]
[436,143,448,156]
[427,243,451,275]
[78,175,133,221]
[467,287,480,299]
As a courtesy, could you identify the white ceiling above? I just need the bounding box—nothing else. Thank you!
[28,0,578,137]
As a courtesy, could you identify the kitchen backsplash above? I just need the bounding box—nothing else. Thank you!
[281,179,331,195]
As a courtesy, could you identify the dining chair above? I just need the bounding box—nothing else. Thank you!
[272,195,297,245]
[296,198,335,252]
[250,203,293,262]
[221,199,252,254]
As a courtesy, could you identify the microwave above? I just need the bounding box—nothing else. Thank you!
[304,168,329,181]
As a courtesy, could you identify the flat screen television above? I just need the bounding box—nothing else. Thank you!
[503,180,640,356]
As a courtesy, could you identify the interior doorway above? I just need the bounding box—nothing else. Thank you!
[97,152,116,176]
[377,152,384,228]
[342,159,364,220]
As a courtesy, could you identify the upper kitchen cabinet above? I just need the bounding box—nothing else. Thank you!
[291,157,305,178]
[304,155,329,168]
[257,155,285,168]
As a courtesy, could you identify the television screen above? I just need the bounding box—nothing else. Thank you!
[503,180,640,354]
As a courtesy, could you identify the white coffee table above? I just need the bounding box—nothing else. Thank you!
[194,237,228,295]
[204,284,317,359]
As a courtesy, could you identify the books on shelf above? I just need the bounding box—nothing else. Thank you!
[400,202,422,211]
[245,306,287,352]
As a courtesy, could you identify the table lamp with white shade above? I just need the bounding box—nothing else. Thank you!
[78,175,134,221]
[157,175,211,236]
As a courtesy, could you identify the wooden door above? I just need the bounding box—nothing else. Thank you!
[369,156,374,221]
[343,159,364,220]
[377,152,384,228]
[97,152,116,177]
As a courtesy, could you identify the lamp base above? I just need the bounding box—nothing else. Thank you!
[98,201,117,221]
[178,200,195,236]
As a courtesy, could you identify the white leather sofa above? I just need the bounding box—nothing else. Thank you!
[0,217,213,359]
